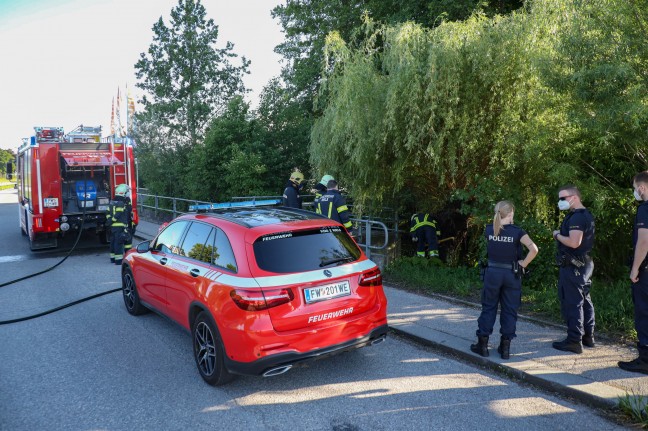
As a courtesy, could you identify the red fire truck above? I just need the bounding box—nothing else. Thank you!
[16,125,138,250]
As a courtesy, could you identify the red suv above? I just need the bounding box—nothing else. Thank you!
[121,207,388,385]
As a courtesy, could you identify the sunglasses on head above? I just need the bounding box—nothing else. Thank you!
[559,195,574,201]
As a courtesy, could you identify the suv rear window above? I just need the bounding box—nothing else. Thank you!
[253,226,362,273]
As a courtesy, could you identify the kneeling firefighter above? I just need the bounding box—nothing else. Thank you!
[107,184,133,265]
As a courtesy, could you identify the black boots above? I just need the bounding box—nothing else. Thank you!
[497,337,511,360]
[582,332,595,348]
[470,336,489,357]
[552,338,583,354]
[618,344,648,375]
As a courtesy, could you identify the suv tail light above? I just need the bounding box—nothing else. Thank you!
[358,267,382,287]
[230,288,294,311]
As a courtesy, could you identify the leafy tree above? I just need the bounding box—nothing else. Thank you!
[134,0,249,149]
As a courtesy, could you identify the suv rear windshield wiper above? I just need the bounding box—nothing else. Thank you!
[319,256,354,267]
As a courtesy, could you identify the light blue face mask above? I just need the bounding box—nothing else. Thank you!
[635,189,643,201]
[557,199,571,211]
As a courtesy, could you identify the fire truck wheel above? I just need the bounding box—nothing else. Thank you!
[122,267,148,316]
[192,311,234,386]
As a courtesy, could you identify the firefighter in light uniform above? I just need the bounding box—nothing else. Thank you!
[317,180,353,231]
[314,174,334,212]
[618,171,648,374]
[471,201,538,359]
[282,170,304,209]
[108,184,133,265]
[410,213,441,258]
[552,185,595,354]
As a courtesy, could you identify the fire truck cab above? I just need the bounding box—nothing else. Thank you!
[16,125,138,250]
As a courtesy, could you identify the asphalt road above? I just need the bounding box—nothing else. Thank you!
[0,189,628,431]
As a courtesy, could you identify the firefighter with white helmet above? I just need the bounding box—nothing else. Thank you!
[107,184,133,264]
[282,169,304,209]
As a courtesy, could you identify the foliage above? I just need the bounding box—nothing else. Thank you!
[134,0,249,148]
[311,0,648,276]
[618,391,648,428]
[0,149,15,177]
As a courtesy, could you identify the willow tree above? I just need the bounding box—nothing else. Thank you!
[311,0,648,274]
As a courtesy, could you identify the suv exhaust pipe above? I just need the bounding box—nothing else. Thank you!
[262,365,293,377]
[370,335,386,346]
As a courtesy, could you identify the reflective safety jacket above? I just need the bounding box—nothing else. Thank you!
[317,189,352,229]
[107,196,132,228]
[410,213,440,238]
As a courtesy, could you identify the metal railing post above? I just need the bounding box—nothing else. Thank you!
[365,219,372,260]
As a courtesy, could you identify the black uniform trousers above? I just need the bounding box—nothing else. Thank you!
[558,260,595,342]
[633,270,648,347]
[477,267,522,339]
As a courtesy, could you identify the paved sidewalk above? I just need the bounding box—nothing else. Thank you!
[133,219,648,409]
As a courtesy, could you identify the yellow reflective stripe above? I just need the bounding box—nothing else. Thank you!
[327,204,333,219]
[316,202,322,214]
[337,205,348,213]
[112,223,125,227]
[411,220,436,231]
[343,221,352,228]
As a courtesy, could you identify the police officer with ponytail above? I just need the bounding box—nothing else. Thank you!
[552,185,595,354]
[471,201,538,359]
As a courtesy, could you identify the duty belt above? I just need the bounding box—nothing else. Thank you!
[488,261,513,269]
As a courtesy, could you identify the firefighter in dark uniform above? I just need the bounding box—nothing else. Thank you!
[410,212,441,258]
[471,201,538,359]
[108,184,133,265]
[317,180,353,231]
[619,171,648,374]
[313,174,334,210]
[552,185,595,354]
[282,170,304,209]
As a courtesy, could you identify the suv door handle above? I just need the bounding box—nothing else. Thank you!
[160,257,168,265]
[189,268,200,278]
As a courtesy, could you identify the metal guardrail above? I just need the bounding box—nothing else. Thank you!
[136,191,399,269]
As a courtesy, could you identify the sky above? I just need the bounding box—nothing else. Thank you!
[0,0,285,151]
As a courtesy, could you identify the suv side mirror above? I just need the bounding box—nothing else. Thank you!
[136,241,151,253]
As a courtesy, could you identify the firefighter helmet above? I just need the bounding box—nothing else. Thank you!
[319,174,335,187]
[289,170,304,185]
[115,184,130,197]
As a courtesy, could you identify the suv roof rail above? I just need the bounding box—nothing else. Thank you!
[189,198,281,212]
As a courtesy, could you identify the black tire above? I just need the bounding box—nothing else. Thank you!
[21,210,27,236]
[122,267,148,316]
[192,311,234,386]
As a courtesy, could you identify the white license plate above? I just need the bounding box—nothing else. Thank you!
[304,280,351,304]
[80,200,95,207]
[44,198,59,207]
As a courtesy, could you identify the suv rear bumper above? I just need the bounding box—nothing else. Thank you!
[224,324,389,376]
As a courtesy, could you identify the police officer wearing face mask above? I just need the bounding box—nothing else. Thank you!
[552,185,596,354]
[618,171,648,374]
[471,201,538,359]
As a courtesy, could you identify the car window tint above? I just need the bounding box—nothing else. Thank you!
[253,227,362,273]
[213,227,237,272]
[180,222,214,264]
[154,221,189,255]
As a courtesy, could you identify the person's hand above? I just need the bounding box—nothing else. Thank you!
[518,260,526,268]
[412,236,418,242]
[552,230,560,240]
[630,268,640,283]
